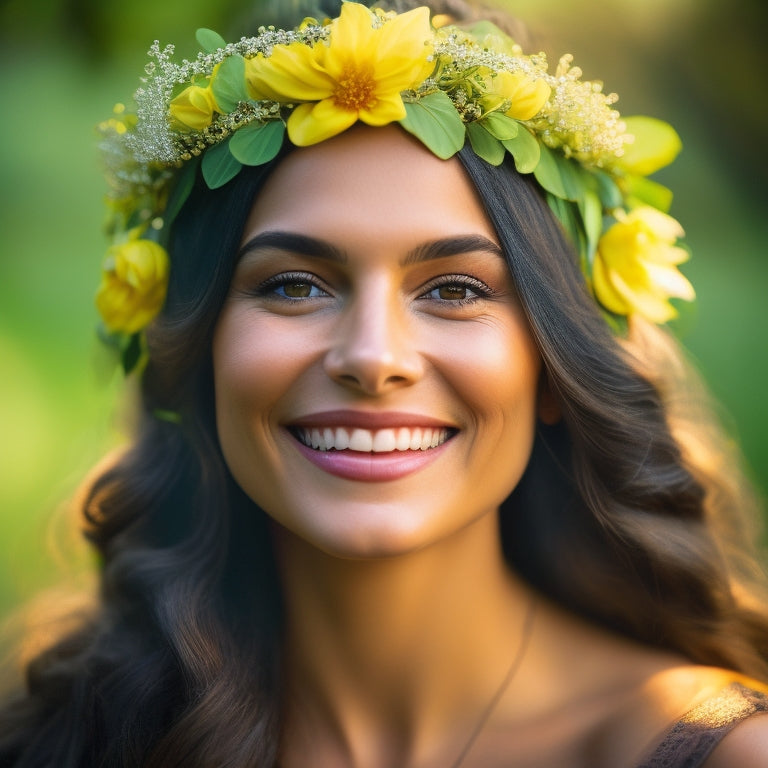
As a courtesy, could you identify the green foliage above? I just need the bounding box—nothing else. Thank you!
[481,112,519,141]
[122,332,143,375]
[534,144,584,201]
[400,92,466,159]
[501,126,540,173]
[201,138,243,188]
[196,27,227,53]
[578,189,603,262]
[163,158,200,233]
[229,120,285,166]
[623,174,674,212]
[211,54,247,112]
[546,193,585,259]
[592,169,624,210]
[467,122,505,165]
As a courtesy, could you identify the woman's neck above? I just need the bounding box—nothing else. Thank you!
[272,509,536,767]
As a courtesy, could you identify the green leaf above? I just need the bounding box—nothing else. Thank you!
[546,193,586,268]
[201,139,243,189]
[466,20,508,40]
[229,121,285,166]
[466,122,506,165]
[163,157,199,231]
[400,92,465,159]
[211,54,247,113]
[501,126,540,174]
[623,174,673,212]
[153,409,182,425]
[481,112,519,141]
[196,28,227,53]
[122,332,144,375]
[578,189,603,261]
[592,168,623,210]
[533,144,584,201]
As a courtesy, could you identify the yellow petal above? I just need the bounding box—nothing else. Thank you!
[323,3,432,88]
[325,2,378,62]
[372,53,435,93]
[169,85,217,132]
[286,99,358,145]
[592,253,630,316]
[607,266,678,323]
[371,5,433,69]
[495,71,551,121]
[358,92,407,125]
[245,44,335,102]
[628,206,684,238]
[643,261,695,301]
[619,116,682,176]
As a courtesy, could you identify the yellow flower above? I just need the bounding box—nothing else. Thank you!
[169,81,219,132]
[245,2,434,145]
[494,71,551,121]
[592,207,694,323]
[96,239,170,334]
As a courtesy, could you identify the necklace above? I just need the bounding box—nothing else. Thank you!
[448,598,537,768]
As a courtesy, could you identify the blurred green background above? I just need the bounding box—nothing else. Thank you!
[1,0,766,621]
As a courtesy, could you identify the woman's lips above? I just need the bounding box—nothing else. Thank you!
[285,412,458,482]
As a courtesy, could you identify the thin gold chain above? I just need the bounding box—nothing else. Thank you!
[448,599,537,768]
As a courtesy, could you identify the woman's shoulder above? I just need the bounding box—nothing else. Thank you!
[702,703,768,767]
[610,666,768,768]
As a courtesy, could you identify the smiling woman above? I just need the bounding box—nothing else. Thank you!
[2,2,768,767]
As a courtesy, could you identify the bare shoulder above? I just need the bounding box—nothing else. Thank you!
[592,665,768,768]
[704,713,768,767]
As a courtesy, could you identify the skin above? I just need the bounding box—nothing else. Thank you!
[212,125,768,767]
[214,125,544,561]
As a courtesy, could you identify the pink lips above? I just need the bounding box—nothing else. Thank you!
[286,410,457,482]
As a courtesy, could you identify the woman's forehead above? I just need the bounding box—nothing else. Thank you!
[240,124,498,247]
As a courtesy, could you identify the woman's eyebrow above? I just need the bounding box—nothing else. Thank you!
[238,231,347,263]
[237,231,503,265]
[402,235,503,265]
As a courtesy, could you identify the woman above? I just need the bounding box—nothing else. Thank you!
[2,1,768,766]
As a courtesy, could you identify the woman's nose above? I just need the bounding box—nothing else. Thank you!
[323,292,424,395]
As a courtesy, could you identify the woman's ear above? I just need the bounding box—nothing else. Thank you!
[537,370,562,425]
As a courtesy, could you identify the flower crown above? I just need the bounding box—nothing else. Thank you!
[96,2,694,373]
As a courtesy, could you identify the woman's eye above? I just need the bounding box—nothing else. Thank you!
[420,276,490,304]
[432,284,473,301]
[277,281,322,299]
[256,272,329,300]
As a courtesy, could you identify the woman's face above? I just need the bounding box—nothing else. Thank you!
[213,125,544,558]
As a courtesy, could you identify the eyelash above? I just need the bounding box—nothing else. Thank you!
[418,274,494,306]
[254,271,331,301]
[252,272,494,306]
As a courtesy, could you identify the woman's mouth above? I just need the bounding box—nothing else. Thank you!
[291,426,453,453]
[285,416,458,482]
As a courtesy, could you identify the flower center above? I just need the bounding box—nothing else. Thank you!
[334,65,376,111]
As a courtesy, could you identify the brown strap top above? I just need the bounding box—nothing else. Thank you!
[635,682,768,767]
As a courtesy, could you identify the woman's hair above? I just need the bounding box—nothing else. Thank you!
[2,139,768,767]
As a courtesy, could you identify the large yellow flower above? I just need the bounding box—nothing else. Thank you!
[593,207,694,323]
[96,238,170,334]
[245,2,434,145]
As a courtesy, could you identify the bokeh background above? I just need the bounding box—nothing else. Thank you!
[1,0,766,623]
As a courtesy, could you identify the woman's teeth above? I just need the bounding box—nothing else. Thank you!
[295,426,451,453]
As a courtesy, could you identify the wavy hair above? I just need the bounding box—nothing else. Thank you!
[2,110,767,768]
